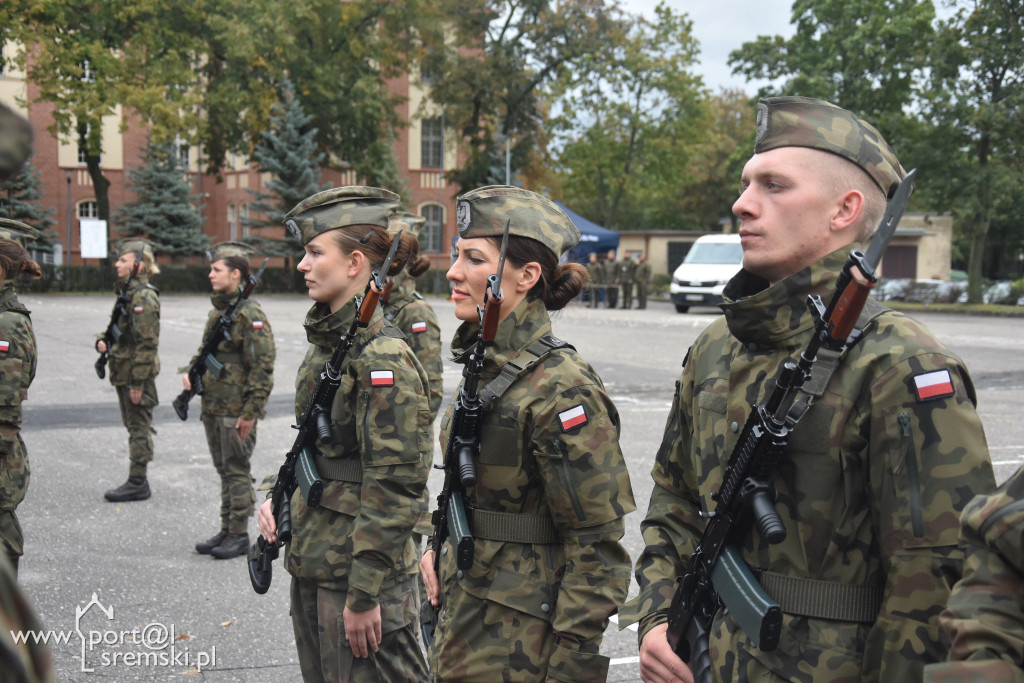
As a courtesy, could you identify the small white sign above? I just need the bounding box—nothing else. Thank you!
[80,219,108,259]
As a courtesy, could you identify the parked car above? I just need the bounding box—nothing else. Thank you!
[669,234,743,313]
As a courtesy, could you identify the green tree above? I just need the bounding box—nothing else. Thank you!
[116,140,207,256]
[0,157,57,249]
[920,0,1024,302]
[245,80,329,259]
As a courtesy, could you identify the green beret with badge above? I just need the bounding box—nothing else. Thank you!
[754,96,905,198]
[456,185,580,258]
[0,218,40,249]
[208,240,255,262]
[284,186,401,246]
[115,238,155,260]
[389,211,426,238]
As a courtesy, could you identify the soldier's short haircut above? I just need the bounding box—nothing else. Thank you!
[817,152,888,242]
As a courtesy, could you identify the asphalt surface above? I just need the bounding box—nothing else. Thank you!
[12,292,1024,681]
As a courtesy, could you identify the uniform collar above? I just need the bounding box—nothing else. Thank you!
[210,289,239,310]
[303,294,383,349]
[450,298,552,373]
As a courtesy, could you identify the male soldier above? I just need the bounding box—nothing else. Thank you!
[635,253,651,309]
[586,251,604,308]
[603,248,619,308]
[618,252,637,309]
[95,239,161,502]
[185,241,275,560]
[619,96,995,682]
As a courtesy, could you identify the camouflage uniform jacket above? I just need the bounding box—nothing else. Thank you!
[383,282,443,422]
[283,297,431,612]
[436,297,636,677]
[619,247,995,682]
[103,275,160,388]
[635,261,651,284]
[183,291,275,420]
[0,281,35,509]
[924,466,1024,683]
[586,260,605,285]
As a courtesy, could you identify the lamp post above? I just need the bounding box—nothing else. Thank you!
[65,170,72,268]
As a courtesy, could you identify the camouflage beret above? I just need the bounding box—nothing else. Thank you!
[389,211,426,239]
[755,96,905,198]
[0,103,33,183]
[284,186,401,246]
[209,240,254,262]
[456,185,579,258]
[115,238,155,259]
[0,218,40,248]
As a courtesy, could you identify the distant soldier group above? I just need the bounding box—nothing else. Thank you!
[585,249,651,310]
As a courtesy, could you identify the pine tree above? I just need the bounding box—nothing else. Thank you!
[0,157,57,252]
[246,80,329,257]
[116,139,207,256]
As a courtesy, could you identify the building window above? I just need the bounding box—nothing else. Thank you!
[76,124,100,165]
[240,204,250,237]
[421,204,443,253]
[228,204,237,240]
[421,118,443,169]
[175,137,190,169]
[80,60,95,83]
[78,201,98,219]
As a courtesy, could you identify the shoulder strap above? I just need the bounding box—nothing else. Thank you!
[801,297,888,399]
[480,335,575,407]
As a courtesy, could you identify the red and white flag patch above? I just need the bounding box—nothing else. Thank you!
[0,340,9,353]
[558,404,588,432]
[252,320,264,329]
[133,305,144,313]
[370,370,395,387]
[914,369,954,401]
[411,321,427,333]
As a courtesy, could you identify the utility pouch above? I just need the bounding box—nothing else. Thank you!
[204,354,226,379]
[296,447,324,508]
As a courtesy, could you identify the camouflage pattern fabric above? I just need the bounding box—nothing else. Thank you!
[285,186,400,246]
[585,259,603,308]
[0,281,36,570]
[0,554,52,682]
[429,297,636,682]
[754,96,905,198]
[923,466,1024,682]
[635,260,651,309]
[0,220,40,249]
[201,415,257,535]
[182,292,275,420]
[456,186,580,259]
[282,296,430,623]
[101,275,160,476]
[619,247,995,682]
[382,280,443,539]
[617,257,636,309]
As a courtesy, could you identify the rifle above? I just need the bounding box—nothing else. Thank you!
[247,230,403,594]
[172,258,269,421]
[95,250,144,379]
[664,170,917,682]
[420,220,510,647]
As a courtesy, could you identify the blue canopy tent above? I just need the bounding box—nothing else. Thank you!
[555,201,619,264]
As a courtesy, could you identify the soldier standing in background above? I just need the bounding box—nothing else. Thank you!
[603,248,618,309]
[185,241,275,560]
[256,187,430,681]
[618,252,637,309]
[620,96,995,682]
[0,220,42,575]
[420,186,635,681]
[95,239,161,503]
[585,251,603,308]
[634,253,651,309]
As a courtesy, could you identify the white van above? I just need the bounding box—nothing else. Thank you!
[669,234,743,313]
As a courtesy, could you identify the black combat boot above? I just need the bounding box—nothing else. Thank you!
[210,532,249,559]
[104,476,151,502]
[195,530,229,555]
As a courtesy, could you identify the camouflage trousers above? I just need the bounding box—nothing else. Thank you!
[0,431,29,572]
[201,414,256,534]
[115,382,157,477]
[290,576,428,682]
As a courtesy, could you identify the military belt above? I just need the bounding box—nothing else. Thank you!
[312,452,363,483]
[467,505,561,545]
[754,570,883,623]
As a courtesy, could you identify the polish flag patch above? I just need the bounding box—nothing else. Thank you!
[252,321,264,329]
[0,340,8,353]
[558,404,588,432]
[411,321,427,333]
[914,370,954,401]
[133,305,144,313]
[370,370,395,387]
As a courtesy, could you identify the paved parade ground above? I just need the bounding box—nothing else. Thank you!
[13,292,1024,681]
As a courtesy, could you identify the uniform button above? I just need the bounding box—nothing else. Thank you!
[747,342,758,352]
[730,421,739,433]
[541,603,550,613]
[441,547,448,556]
[457,570,464,579]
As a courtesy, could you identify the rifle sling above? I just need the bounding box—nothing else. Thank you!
[753,570,883,623]
[312,452,362,483]
[480,336,575,408]
[468,505,561,545]
[802,298,887,398]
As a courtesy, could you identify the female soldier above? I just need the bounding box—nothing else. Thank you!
[96,239,160,503]
[184,242,275,560]
[0,219,42,575]
[420,185,636,681]
[257,186,431,682]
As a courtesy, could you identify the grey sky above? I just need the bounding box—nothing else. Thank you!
[622,0,797,94]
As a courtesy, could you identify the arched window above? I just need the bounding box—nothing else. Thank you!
[78,201,99,219]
